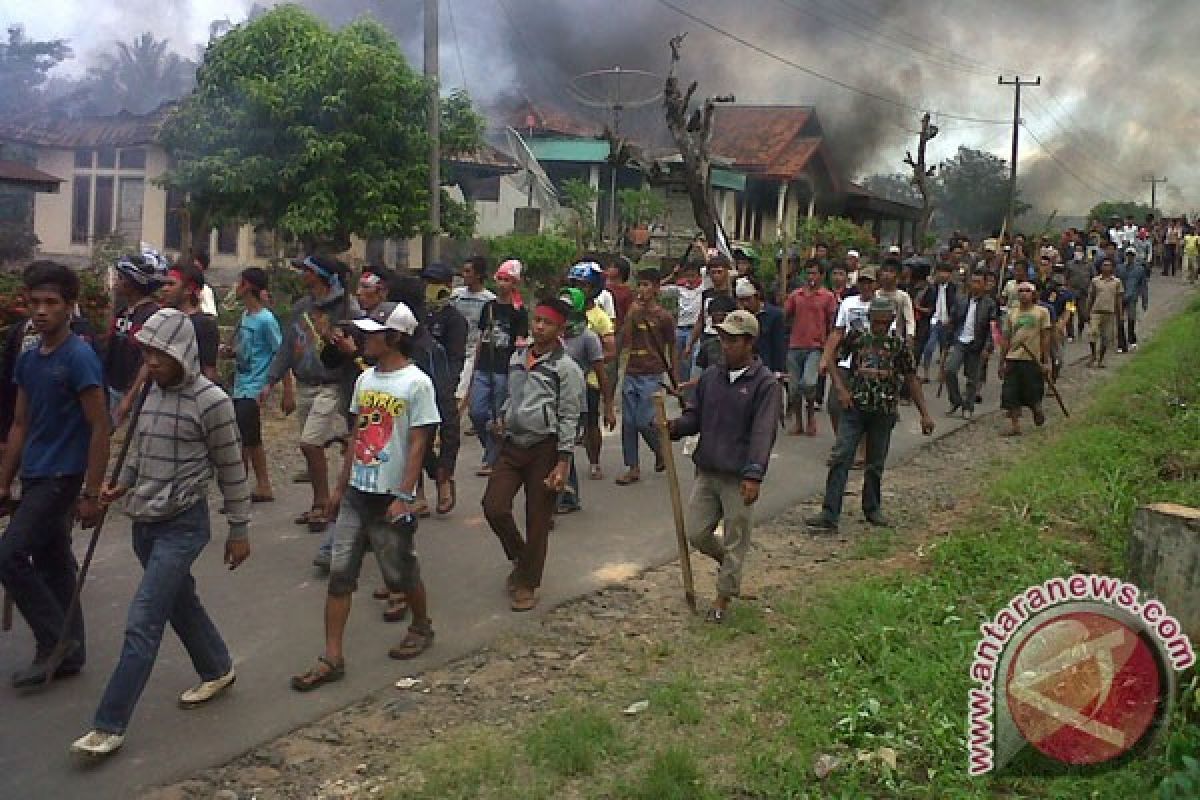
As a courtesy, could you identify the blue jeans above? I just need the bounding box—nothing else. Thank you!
[470,371,509,467]
[821,407,896,521]
[0,475,85,665]
[621,373,662,469]
[787,348,823,405]
[94,499,231,734]
[921,321,950,369]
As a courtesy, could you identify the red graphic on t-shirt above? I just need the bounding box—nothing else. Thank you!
[355,408,394,467]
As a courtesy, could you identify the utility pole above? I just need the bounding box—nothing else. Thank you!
[997,75,1040,242]
[1143,175,1168,214]
[423,0,440,268]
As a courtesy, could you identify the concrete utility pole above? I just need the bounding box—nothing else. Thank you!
[1143,175,1168,214]
[423,0,440,267]
[997,75,1040,240]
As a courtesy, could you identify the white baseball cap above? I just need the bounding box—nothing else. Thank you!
[887,244,901,254]
[734,276,758,298]
[846,249,860,259]
[352,301,418,335]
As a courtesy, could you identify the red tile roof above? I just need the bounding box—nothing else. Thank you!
[0,159,63,190]
[497,97,600,138]
[709,105,827,180]
[0,107,172,149]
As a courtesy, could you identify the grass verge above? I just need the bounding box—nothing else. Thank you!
[388,301,1200,799]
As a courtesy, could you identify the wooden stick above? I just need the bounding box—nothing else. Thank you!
[653,392,696,612]
[1017,341,1070,417]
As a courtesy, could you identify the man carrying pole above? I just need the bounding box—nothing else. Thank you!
[666,310,782,623]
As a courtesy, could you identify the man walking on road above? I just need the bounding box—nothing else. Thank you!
[806,296,935,532]
[482,299,584,612]
[1086,257,1123,369]
[1117,247,1149,352]
[0,262,109,689]
[667,310,782,623]
[998,283,1053,436]
[783,260,837,436]
[470,261,527,477]
[290,302,440,692]
[73,308,250,758]
[944,270,997,418]
[616,269,675,485]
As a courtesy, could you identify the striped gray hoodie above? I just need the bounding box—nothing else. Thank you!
[121,309,251,539]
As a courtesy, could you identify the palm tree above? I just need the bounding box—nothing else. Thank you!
[87,33,196,115]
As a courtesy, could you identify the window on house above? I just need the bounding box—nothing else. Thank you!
[253,226,274,258]
[97,148,116,169]
[93,176,114,239]
[71,175,92,244]
[74,150,93,169]
[117,177,144,243]
[163,186,185,250]
[118,148,146,170]
[216,223,238,255]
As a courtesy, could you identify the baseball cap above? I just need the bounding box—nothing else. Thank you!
[115,252,168,289]
[858,265,878,281]
[352,301,418,335]
[716,309,759,338]
[846,249,860,259]
[1017,281,1037,292]
[734,277,758,298]
[887,244,901,254]
[558,287,587,314]
[868,296,896,315]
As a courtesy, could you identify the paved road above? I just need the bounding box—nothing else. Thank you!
[1,276,1190,798]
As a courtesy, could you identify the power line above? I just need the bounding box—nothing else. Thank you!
[445,0,470,94]
[1020,123,1117,198]
[650,0,1009,124]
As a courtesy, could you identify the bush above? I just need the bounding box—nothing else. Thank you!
[485,233,578,295]
[0,222,39,264]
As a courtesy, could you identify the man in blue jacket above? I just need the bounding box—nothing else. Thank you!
[1116,246,1149,352]
[668,310,783,623]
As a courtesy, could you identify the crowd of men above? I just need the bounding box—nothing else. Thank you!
[0,212,1171,757]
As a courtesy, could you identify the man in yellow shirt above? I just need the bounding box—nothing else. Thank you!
[567,262,616,479]
[1183,228,1200,283]
[998,282,1053,437]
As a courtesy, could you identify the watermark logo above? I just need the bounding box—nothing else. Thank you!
[968,574,1194,775]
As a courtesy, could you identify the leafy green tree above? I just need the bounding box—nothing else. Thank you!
[936,146,1029,235]
[159,6,483,253]
[1087,200,1157,225]
[559,178,599,252]
[861,172,925,206]
[0,26,71,113]
[85,33,196,115]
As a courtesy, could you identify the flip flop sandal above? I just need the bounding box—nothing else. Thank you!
[614,472,640,486]
[294,508,321,525]
[372,587,390,600]
[388,625,434,660]
[412,502,432,519]
[589,465,603,480]
[251,493,275,503]
[307,511,329,533]
[436,480,456,515]
[290,656,344,692]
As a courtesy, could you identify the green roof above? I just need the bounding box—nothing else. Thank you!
[526,137,611,163]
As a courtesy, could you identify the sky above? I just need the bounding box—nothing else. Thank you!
[5,0,1196,218]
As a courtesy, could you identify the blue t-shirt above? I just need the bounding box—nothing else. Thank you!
[233,308,283,399]
[15,334,104,479]
[348,364,440,495]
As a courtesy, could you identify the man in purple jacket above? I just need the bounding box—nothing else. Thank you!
[668,310,783,623]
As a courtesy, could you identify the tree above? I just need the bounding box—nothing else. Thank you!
[159,6,483,253]
[559,178,599,252]
[861,173,924,206]
[936,146,1029,235]
[86,33,196,115]
[903,112,938,252]
[0,26,71,113]
[486,233,577,293]
[1087,200,1156,225]
[663,33,734,248]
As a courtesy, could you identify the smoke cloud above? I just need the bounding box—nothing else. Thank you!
[12,0,1199,217]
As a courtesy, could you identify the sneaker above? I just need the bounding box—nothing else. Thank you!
[71,730,125,758]
[1131,343,1138,350]
[864,510,890,527]
[179,668,236,707]
[803,513,838,532]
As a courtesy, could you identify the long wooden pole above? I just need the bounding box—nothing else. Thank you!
[653,392,696,612]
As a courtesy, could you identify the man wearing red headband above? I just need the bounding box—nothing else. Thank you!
[482,298,584,612]
[161,263,220,384]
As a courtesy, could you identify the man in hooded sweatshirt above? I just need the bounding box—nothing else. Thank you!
[71,308,251,759]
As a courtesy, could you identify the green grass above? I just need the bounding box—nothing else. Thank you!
[387,300,1200,799]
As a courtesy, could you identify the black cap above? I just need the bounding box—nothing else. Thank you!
[419,262,455,283]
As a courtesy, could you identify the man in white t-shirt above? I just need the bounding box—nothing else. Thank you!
[451,257,496,403]
[291,301,441,691]
[821,266,876,440]
[193,251,218,316]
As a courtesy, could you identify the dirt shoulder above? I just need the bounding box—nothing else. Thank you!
[144,286,1195,800]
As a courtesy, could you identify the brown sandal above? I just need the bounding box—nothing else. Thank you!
[293,507,321,525]
[388,624,434,660]
[383,594,409,623]
[372,587,390,600]
[290,656,344,692]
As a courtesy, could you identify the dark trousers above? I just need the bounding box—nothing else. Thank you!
[0,475,85,665]
[482,438,559,590]
[425,390,461,480]
[1163,243,1178,276]
[945,343,983,411]
[821,408,896,521]
[94,499,231,734]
